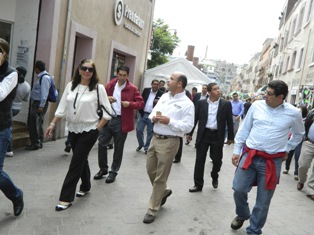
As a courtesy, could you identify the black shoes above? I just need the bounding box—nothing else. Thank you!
[189,186,202,192]
[173,159,180,163]
[13,190,24,216]
[136,146,142,151]
[64,144,71,153]
[143,213,155,224]
[93,170,108,180]
[231,216,246,230]
[25,145,40,150]
[297,182,304,191]
[161,189,172,206]
[106,172,117,183]
[212,179,218,189]
[107,144,113,149]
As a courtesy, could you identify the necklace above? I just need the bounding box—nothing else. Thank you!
[73,84,88,115]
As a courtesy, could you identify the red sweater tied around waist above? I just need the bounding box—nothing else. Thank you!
[241,145,286,190]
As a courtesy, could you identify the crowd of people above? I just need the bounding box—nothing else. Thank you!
[2,35,314,234]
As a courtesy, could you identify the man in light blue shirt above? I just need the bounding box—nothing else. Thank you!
[231,92,244,136]
[230,80,304,235]
[26,60,50,150]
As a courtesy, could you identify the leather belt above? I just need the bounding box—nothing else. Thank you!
[233,114,239,116]
[144,112,151,115]
[306,138,314,144]
[205,128,217,132]
[153,133,178,139]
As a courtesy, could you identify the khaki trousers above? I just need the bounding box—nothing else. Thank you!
[298,140,314,194]
[146,135,180,216]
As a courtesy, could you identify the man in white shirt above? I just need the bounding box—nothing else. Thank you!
[143,71,194,224]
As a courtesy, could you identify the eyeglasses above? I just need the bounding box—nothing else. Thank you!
[265,91,275,96]
[80,66,94,73]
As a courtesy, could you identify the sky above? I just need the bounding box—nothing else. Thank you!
[153,0,287,65]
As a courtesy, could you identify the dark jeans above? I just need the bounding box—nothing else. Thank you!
[194,129,223,188]
[59,129,99,202]
[98,117,128,174]
[0,127,22,202]
[29,101,48,146]
[285,141,303,175]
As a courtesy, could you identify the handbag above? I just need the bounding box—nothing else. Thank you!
[96,84,117,119]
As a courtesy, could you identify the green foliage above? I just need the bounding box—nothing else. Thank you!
[147,19,180,69]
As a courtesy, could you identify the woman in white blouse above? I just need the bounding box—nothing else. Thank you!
[45,59,112,211]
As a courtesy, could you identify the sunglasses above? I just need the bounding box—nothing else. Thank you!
[80,66,94,73]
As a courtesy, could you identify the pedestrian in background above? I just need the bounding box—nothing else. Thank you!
[143,71,194,224]
[45,59,112,211]
[26,60,50,150]
[230,80,304,234]
[231,92,244,136]
[0,38,24,216]
[136,79,163,154]
[6,66,31,157]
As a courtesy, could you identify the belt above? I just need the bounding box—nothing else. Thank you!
[114,115,121,118]
[233,114,239,116]
[153,133,178,139]
[144,112,151,115]
[205,128,217,132]
[306,138,314,144]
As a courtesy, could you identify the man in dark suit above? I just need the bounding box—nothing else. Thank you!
[136,79,163,153]
[193,84,208,106]
[187,83,234,192]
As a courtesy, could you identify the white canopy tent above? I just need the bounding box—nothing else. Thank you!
[142,57,214,91]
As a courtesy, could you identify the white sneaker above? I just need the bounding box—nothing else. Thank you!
[5,151,14,157]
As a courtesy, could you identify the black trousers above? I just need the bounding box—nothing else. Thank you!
[174,137,183,161]
[59,129,99,202]
[193,129,223,188]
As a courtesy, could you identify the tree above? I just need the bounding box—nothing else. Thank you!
[147,19,180,69]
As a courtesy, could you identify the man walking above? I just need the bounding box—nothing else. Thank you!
[231,92,244,136]
[143,72,194,224]
[94,65,144,182]
[230,80,304,234]
[136,79,163,154]
[0,38,24,216]
[188,83,234,192]
[297,108,314,200]
[26,60,50,150]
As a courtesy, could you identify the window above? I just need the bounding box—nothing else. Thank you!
[290,51,297,70]
[291,17,297,39]
[298,48,304,68]
[0,21,12,48]
[285,56,290,72]
[297,7,305,33]
[306,0,313,22]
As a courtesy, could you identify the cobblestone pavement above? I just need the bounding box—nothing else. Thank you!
[1,131,314,235]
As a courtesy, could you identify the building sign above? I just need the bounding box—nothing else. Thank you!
[114,0,145,37]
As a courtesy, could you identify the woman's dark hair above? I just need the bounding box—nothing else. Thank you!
[71,59,99,91]
[16,66,27,83]
[267,80,288,100]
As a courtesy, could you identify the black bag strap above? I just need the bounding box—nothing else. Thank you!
[97,84,117,118]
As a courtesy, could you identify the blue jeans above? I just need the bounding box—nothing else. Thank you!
[136,113,153,151]
[0,127,22,202]
[232,153,282,235]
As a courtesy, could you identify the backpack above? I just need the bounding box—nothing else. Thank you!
[39,73,58,102]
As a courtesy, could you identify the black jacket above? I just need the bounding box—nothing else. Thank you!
[138,88,163,117]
